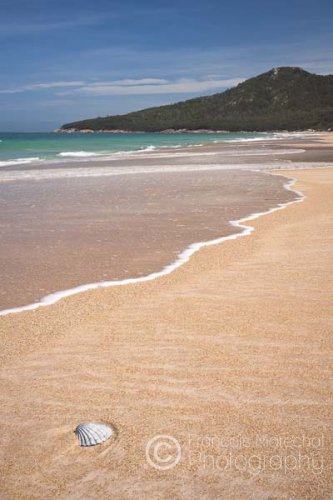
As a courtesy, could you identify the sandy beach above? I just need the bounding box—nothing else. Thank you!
[0,166,332,498]
[1,0,333,495]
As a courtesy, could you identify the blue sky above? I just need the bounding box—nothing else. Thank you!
[1,0,332,131]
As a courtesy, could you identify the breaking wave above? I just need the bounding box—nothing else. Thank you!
[0,157,42,167]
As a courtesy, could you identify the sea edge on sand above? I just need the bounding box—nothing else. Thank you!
[0,169,305,317]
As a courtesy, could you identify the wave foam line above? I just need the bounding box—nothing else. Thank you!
[0,157,42,167]
[57,151,104,158]
[0,172,304,317]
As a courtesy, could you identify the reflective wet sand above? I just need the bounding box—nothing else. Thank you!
[0,169,294,310]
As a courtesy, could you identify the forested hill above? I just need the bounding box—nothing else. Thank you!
[60,67,333,132]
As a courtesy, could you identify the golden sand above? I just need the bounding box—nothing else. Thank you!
[0,168,332,499]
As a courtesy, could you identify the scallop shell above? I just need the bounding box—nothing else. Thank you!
[74,422,113,447]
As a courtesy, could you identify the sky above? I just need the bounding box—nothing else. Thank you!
[0,0,332,131]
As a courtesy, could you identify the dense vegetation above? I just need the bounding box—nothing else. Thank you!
[61,67,333,132]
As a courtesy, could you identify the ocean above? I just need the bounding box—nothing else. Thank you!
[0,131,278,167]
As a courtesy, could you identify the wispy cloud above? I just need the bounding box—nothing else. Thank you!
[0,77,244,97]
[57,77,244,96]
[0,12,118,36]
[92,78,170,86]
[0,81,84,94]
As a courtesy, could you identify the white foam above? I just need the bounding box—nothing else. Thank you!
[0,171,304,317]
[162,144,182,149]
[57,148,157,160]
[226,137,272,143]
[138,145,156,152]
[225,132,320,143]
[225,135,291,143]
[0,157,42,167]
[58,151,103,158]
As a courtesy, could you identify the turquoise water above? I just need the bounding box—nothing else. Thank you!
[0,131,274,166]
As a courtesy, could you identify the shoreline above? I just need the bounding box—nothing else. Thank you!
[0,134,333,316]
[55,128,331,134]
[0,170,303,317]
[0,131,331,173]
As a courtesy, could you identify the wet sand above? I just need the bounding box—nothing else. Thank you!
[0,169,294,311]
[0,168,332,499]
[1,132,333,312]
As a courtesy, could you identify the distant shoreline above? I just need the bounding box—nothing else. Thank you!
[58,68,333,134]
[55,127,326,134]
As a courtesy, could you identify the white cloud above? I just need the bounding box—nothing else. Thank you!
[0,13,118,36]
[93,78,170,86]
[0,77,244,97]
[57,77,244,96]
[0,81,84,94]
[30,81,84,89]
